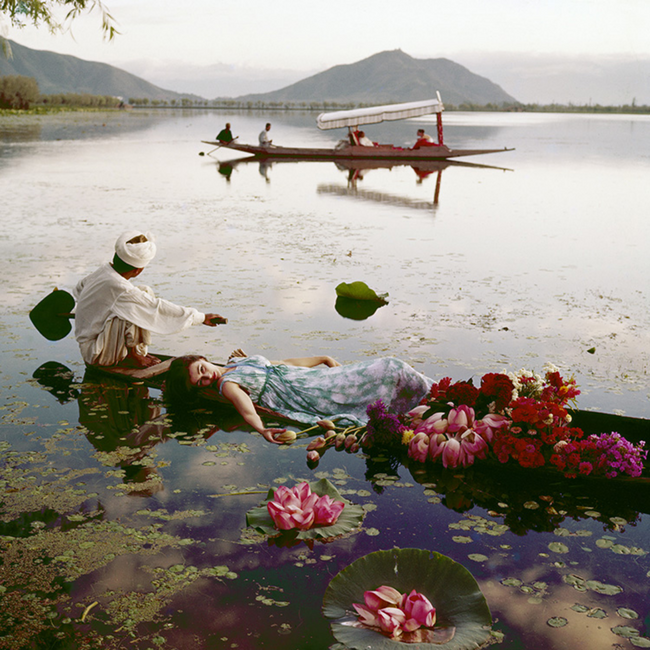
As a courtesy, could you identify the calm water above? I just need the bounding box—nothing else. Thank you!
[0,109,649,649]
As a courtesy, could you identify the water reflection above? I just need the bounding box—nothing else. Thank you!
[215,154,512,207]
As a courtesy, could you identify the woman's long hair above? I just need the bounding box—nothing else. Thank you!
[164,355,207,407]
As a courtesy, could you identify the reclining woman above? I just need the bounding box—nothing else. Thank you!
[165,353,432,444]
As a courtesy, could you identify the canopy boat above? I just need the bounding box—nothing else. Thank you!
[202,95,513,161]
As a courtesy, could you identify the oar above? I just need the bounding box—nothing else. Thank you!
[29,288,76,341]
[201,136,239,157]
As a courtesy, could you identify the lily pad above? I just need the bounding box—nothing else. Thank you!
[335,281,388,303]
[322,548,492,650]
[245,478,364,541]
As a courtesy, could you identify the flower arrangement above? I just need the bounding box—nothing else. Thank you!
[353,585,436,638]
[304,364,647,480]
[267,481,344,530]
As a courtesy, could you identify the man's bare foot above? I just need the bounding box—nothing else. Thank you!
[119,352,161,369]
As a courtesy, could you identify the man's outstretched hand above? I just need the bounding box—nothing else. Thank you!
[204,313,228,326]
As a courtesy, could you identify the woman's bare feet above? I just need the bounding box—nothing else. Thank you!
[227,348,247,362]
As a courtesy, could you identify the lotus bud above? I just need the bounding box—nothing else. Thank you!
[344,433,357,449]
[335,433,346,449]
[317,419,337,431]
[275,430,297,444]
[307,436,327,451]
[349,442,360,453]
[306,450,320,463]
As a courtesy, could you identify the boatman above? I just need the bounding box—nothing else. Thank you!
[73,231,226,368]
[259,122,273,147]
[216,122,234,144]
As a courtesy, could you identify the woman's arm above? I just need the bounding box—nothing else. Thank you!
[276,355,340,368]
[220,381,285,444]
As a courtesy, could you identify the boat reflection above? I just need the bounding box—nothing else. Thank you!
[214,156,512,206]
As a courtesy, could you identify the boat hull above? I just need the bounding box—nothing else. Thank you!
[202,141,514,161]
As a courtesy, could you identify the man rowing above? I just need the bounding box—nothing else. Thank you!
[73,231,226,368]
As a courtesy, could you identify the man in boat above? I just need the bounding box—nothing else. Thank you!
[413,128,437,149]
[216,122,234,144]
[73,231,226,369]
[259,122,273,147]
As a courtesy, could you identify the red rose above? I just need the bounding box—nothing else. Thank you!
[479,373,514,411]
[446,381,479,407]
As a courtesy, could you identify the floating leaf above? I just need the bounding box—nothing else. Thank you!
[335,281,388,303]
[245,478,364,541]
[548,542,569,554]
[617,608,639,620]
[323,548,491,650]
[547,617,568,628]
[612,625,640,639]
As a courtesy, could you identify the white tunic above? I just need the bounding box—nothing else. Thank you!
[73,263,205,364]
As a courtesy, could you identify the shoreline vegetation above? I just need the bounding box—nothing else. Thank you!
[2,101,649,118]
[1,76,649,116]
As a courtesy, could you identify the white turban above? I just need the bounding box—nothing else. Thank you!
[115,231,157,268]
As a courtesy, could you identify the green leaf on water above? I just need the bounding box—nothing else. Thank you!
[335,281,388,303]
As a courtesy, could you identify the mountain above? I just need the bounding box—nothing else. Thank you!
[0,39,198,101]
[232,50,517,105]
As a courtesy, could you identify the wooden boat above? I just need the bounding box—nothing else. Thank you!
[204,140,514,162]
[203,96,513,161]
[34,357,650,449]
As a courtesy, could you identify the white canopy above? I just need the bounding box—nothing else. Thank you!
[317,96,443,130]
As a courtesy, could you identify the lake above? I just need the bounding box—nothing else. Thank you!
[0,108,649,649]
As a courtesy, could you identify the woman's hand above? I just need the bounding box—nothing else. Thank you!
[260,428,288,444]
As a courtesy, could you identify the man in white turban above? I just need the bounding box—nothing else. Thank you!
[73,231,226,368]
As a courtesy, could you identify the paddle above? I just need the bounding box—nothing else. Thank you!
[29,289,76,341]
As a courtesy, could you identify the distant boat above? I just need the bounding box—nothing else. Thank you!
[203,95,514,161]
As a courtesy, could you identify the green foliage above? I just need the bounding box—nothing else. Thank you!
[0,74,38,108]
[39,91,121,108]
[0,0,118,39]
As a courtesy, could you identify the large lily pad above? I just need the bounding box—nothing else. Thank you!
[29,289,76,341]
[335,281,388,303]
[323,548,492,649]
[245,478,365,540]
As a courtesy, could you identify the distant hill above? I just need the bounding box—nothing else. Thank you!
[0,39,198,101]
[233,50,517,105]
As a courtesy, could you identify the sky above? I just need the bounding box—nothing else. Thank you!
[2,0,650,104]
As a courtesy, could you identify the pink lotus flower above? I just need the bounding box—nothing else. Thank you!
[267,482,344,530]
[473,414,509,443]
[440,435,462,468]
[353,586,436,638]
[407,405,429,426]
[446,405,475,434]
[408,431,430,462]
[458,430,488,467]
[364,585,403,610]
[313,494,345,526]
[400,589,436,631]
[415,411,448,435]
[377,607,407,637]
[428,432,448,460]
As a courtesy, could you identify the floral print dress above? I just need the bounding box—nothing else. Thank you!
[217,355,432,426]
